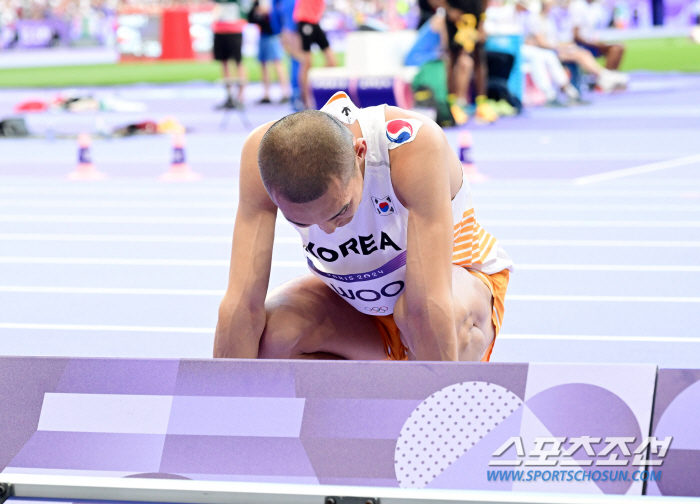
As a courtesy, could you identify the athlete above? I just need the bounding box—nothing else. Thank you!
[214,92,513,361]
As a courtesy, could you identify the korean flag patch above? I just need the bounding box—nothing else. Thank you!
[385,118,422,150]
[371,195,396,216]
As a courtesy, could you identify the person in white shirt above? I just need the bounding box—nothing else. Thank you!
[529,0,628,92]
[569,0,625,70]
[515,0,581,104]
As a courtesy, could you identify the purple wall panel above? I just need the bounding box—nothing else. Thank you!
[55,359,179,396]
[292,361,529,400]
[648,369,700,497]
[0,357,662,496]
[173,360,297,397]
[159,436,316,477]
[0,357,68,470]
[10,432,165,472]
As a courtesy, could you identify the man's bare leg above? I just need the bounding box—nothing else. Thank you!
[323,46,337,67]
[298,51,313,109]
[393,265,494,361]
[259,275,387,360]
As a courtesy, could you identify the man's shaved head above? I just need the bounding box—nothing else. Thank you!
[258,110,357,204]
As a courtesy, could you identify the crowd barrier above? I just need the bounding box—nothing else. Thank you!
[0,357,697,501]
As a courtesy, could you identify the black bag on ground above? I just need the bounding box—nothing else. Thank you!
[486,51,522,113]
[0,117,29,137]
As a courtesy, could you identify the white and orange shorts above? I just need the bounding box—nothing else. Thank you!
[373,268,509,362]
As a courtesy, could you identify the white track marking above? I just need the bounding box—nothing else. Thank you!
[499,333,700,343]
[476,189,700,198]
[0,233,299,244]
[483,220,700,227]
[0,323,212,333]
[2,234,698,248]
[0,186,237,196]
[0,286,226,295]
[517,264,700,272]
[0,257,697,271]
[2,286,699,302]
[574,154,700,185]
[4,215,700,227]
[0,200,237,209]
[507,294,700,302]
[501,239,700,247]
[0,215,235,224]
[0,257,304,267]
[479,203,700,211]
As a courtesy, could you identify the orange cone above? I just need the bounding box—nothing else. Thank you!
[458,130,487,183]
[159,132,201,182]
[68,133,106,180]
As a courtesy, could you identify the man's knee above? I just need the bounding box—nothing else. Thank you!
[258,308,301,359]
[456,53,474,72]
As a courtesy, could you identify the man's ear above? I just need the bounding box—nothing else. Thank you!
[354,138,368,160]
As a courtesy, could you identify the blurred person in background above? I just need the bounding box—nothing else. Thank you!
[530,0,628,92]
[249,0,291,104]
[275,0,306,110]
[569,0,625,70]
[418,0,437,28]
[432,0,499,123]
[212,0,248,109]
[515,0,581,105]
[294,0,336,109]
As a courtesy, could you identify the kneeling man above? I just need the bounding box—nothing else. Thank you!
[214,92,513,361]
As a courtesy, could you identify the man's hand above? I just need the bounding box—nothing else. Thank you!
[214,123,277,358]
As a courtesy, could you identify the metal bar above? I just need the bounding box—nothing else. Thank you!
[1,474,697,504]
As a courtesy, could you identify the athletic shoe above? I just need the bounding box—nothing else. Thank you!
[545,98,567,107]
[279,96,290,104]
[489,99,517,116]
[450,103,469,125]
[475,101,499,123]
[215,97,239,110]
[257,97,272,104]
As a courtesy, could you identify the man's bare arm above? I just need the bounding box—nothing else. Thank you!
[214,124,277,358]
[389,109,460,361]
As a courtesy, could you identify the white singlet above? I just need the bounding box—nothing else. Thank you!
[290,92,514,316]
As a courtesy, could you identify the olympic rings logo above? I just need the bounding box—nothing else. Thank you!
[364,306,389,313]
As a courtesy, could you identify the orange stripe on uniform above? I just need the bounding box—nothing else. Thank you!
[327,92,349,104]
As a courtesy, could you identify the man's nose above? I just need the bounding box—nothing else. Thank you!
[319,221,337,234]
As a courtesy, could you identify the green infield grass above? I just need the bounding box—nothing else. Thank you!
[0,37,697,88]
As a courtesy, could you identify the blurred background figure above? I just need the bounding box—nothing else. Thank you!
[293,0,336,109]
[531,0,629,92]
[516,0,582,104]
[432,0,499,124]
[211,0,248,109]
[569,0,626,70]
[248,0,291,104]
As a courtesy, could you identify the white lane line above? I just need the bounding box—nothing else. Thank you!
[0,258,697,272]
[479,203,700,211]
[484,220,700,228]
[0,323,212,333]
[574,154,700,185]
[0,257,304,267]
[4,215,700,227]
[499,334,700,343]
[0,234,299,244]
[2,286,699,303]
[0,286,226,295]
[2,234,698,248]
[517,264,700,272]
[502,239,700,247]
[0,215,235,224]
[0,187,237,196]
[476,189,700,198]
[508,294,700,302]
[0,200,237,209]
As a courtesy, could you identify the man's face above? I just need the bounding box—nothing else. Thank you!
[274,161,364,235]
